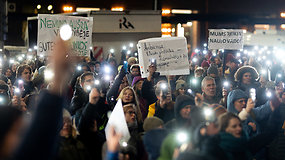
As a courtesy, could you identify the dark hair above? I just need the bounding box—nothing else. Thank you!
[130,64,140,71]
[16,64,32,79]
[218,112,240,132]
[79,72,94,84]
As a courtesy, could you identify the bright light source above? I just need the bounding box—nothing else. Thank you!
[111,7,124,11]
[223,81,229,87]
[77,66,82,71]
[134,53,138,56]
[21,54,25,57]
[86,85,92,91]
[63,6,73,12]
[28,48,32,52]
[203,43,207,47]
[186,22,192,26]
[192,78,197,85]
[160,83,167,90]
[90,47,93,50]
[122,46,127,50]
[171,9,192,14]
[203,50,207,55]
[60,24,72,41]
[14,88,20,94]
[110,49,114,53]
[122,141,128,147]
[192,57,198,63]
[254,46,259,50]
[261,69,266,75]
[151,59,156,63]
[0,49,2,52]
[40,54,44,58]
[104,66,111,73]
[127,50,131,55]
[281,12,285,18]
[0,97,4,103]
[266,91,272,98]
[162,9,171,16]
[17,56,23,61]
[47,5,53,11]
[266,60,271,66]
[104,75,111,81]
[250,88,256,101]
[176,131,188,143]
[34,46,38,50]
[187,89,193,94]
[76,7,100,12]
[243,30,247,33]
[18,79,24,84]
[94,80,100,85]
[204,108,213,117]
[37,4,41,9]
[281,24,285,30]
[27,55,33,60]
[44,69,54,81]
[9,59,15,64]
[278,74,282,78]
[129,43,134,48]
[237,53,240,57]
[194,49,199,53]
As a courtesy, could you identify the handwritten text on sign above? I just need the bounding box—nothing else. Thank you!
[208,29,244,50]
[37,14,93,56]
[138,37,189,78]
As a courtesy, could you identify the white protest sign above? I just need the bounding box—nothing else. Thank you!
[37,14,93,56]
[105,99,130,144]
[208,29,244,50]
[137,37,189,78]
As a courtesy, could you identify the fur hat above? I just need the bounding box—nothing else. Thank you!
[176,80,186,90]
[234,65,259,82]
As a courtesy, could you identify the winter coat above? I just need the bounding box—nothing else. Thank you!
[57,137,91,160]
[227,89,272,137]
[148,101,175,123]
[70,86,88,116]
[202,109,280,160]
[78,97,111,160]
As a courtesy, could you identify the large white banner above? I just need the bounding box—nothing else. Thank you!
[137,37,190,78]
[208,29,244,50]
[37,14,93,56]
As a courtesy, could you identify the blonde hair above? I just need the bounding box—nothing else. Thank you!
[118,86,142,122]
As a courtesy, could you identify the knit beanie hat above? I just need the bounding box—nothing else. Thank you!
[207,64,219,76]
[201,60,209,68]
[143,116,164,132]
[132,76,144,86]
[176,80,186,90]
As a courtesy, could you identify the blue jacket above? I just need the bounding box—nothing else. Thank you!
[227,89,272,137]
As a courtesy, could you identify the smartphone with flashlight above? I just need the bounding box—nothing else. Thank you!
[150,59,157,66]
[123,61,128,73]
[249,88,256,103]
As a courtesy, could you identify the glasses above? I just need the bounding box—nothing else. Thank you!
[126,111,136,115]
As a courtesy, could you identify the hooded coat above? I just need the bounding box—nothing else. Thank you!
[227,89,272,137]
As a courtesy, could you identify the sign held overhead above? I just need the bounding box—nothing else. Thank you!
[37,14,93,56]
[137,37,189,78]
[208,29,244,50]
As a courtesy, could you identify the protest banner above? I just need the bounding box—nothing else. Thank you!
[105,99,130,144]
[137,37,189,78]
[208,29,244,50]
[37,14,93,56]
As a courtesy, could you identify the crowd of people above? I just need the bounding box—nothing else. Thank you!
[0,39,285,160]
